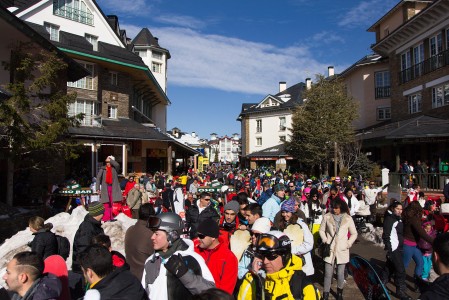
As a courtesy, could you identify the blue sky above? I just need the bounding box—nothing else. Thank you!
[98,0,397,139]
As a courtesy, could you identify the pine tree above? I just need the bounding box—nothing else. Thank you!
[0,43,82,205]
[286,75,358,175]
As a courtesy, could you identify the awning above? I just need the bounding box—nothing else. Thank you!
[356,115,449,142]
[246,144,293,160]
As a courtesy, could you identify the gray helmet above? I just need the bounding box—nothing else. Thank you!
[147,212,184,236]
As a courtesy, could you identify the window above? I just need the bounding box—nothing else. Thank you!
[256,137,262,146]
[432,83,449,108]
[67,63,94,90]
[152,62,162,73]
[374,71,390,99]
[152,51,163,60]
[53,0,94,25]
[68,99,97,126]
[110,72,118,86]
[256,119,262,133]
[85,34,98,51]
[279,117,286,131]
[108,105,117,119]
[279,136,286,142]
[413,43,424,78]
[430,33,443,70]
[400,50,411,83]
[408,93,422,114]
[44,22,59,42]
[135,50,147,57]
[377,107,391,120]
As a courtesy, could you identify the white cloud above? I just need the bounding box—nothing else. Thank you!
[139,26,335,95]
[310,31,345,45]
[120,23,142,39]
[338,0,397,28]
[154,14,208,29]
[97,0,150,16]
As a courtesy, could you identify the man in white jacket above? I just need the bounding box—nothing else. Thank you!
[142,212,215,300]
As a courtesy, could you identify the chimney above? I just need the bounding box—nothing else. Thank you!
[279,81,287,93]
[306,78,311,90]
[328,66,335,77]
[192,131,196,138]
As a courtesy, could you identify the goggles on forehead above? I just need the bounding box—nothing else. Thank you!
[256,233,291,251]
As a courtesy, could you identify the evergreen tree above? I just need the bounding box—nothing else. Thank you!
[286,75,358,175]
[0,43,82,205]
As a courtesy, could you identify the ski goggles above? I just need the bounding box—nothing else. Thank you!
[256,233,290,251]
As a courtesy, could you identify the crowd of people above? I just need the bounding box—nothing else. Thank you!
[3,158,449,300]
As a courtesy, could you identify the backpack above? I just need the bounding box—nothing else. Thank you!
[55,235,70,261]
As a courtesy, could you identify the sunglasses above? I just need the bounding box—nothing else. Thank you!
[197,233,206,239]
[203,198,211,201]
[251,232,261,238]
[257,251,279,261]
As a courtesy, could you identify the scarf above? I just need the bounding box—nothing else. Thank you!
[158,238,188,260]
[105,166,113,184]
[332,213,343,233]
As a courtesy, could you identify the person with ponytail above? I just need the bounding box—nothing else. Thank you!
[28,216,58,259]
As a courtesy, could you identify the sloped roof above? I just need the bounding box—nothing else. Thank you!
[246,144,290,158]
[132,28,159,46]
[132,28,171,58]
[356,115,449,141]
[339,54,388,77]
[69,118,199,155]
[26,22,146,68]
[238,82,305,119]
[0,6,88,81]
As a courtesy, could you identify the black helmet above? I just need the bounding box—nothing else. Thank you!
[147,212,184,236]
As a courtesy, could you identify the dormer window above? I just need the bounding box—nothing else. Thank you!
[85,34,98,51]
[44,22,59,42]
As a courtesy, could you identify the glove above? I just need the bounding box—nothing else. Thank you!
[164,253,188,278]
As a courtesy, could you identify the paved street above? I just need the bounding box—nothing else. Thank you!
[312,235,421,300]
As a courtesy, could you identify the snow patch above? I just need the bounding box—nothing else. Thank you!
[0,205,137,289]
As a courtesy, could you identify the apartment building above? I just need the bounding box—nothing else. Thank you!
[4,0,196,177]
[359,0,449,173]
[238,81,305,169]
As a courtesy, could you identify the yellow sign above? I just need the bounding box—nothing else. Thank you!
[198,156,203,172]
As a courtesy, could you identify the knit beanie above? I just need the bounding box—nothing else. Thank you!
[280,199,296,213]
[88,202,105,217]
[197,218,219,238]
[224,201,240,214]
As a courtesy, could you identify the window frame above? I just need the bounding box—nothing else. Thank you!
[256,119,262,133]
[152,62,162,73]
[108,105,118,119]
[431,82,449,108]
[44,22,59,42]
[85,33,98,51]
[68,99,97,126]
[374,70,390,99]
[256,137,262,146]
[110,72,118,86]
[408,93,422,114]
[376,107,391,121]
[279,116,286,131]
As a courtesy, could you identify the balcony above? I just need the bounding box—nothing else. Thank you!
[374,86,390,99]
[53,2,94,26]
[399,49,449,84]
